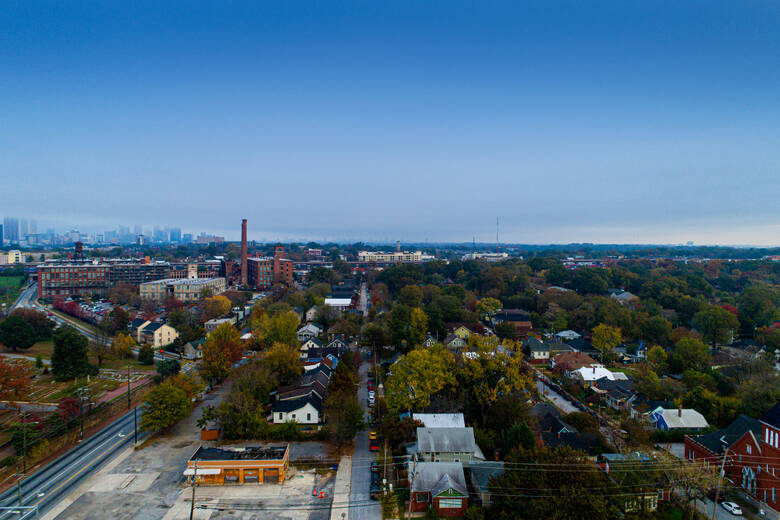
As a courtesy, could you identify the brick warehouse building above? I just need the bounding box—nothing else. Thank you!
[685,404,780,512]
[247,246,293,290]
[184,445,289,485]
[38,264,111,299]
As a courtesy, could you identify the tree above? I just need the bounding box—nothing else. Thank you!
[640,315,672,346]
[137,344,155,365]
[571,267,609,294]
[385,345,455,412]
[398,285,423,308]
[494,322,517,340]
[592,324,622,363]
[106,307,130,334]
[361,323,389,349]
[252,310,300,348]
[669,337,710,373]
[692,305,739,348]
[262,342,303,385]
[408,307,428,348]
[388,305,412,349]
[9,309,55,341]
[141,381,191,432]
[90,339,112,368]
[490,446,618,519]
[504,421,535,452]
[201,295,231,322]
[51,326,94,380]
[0,315,37,351]
[459,338,532,426]
[325,392,365,450]
[646,345,668,374]
[111,333,135,359]
[476,297,502,320]
[0,356,31,401]
[205,323,243,363]
[156,359,181,378]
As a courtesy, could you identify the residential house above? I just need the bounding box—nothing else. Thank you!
[413,413,466,429]
[598,453,671,512]
[443,333,466,352]
[128,318,150,338]
[415,427,485,462]
[526,337,550,364]
[648,407,709,431]
[138,322,179,348]
[609,289,636,305]
[567,337,602,360]
[445,323,486,340]
[572,365,629,384]
[540,431,603,457]
[492,309,533,337]
[555,330,582,341]
[550,351,599,373]
[407,462,469,517]
[183,338,206,360]
[299,338,323,359]
[467,461,504,506]
[305,307,318,323]
[297,323,323,342]
[271,394,322,425]
[205,317,236,332]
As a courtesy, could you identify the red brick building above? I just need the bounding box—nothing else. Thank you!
[408,462,468,517]
[247,246,293,290]
[38,264,110,299]
[685,407,780,510]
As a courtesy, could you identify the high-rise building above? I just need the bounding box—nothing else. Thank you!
[0,225,3,247]
[29,219,37,235]
[3,217,19,243]
[169,228,182,243]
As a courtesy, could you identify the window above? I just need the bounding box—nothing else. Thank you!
[747,445,752,455]
[278,413,283,421]
[307,413,311,421]
[438,498,462,509]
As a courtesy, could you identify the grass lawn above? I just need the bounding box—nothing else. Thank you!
[0,276,24,306]
[21,340,55,360]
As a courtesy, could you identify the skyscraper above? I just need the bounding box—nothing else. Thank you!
[169,228,182,243]
[3,217,19,243]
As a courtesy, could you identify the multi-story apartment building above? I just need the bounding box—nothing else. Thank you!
[139,277,226,303]
[38,264,111,299]
[357,250,433,264]
[247,246,293,290]
[108,261,170,285]
[0,250,23,264]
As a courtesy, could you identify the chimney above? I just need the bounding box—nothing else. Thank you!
[240,219,248,286]
[678,405,682,418]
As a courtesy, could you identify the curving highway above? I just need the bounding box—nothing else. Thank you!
[0,408,144,519]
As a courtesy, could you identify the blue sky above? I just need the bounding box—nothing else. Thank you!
[1,1,779,244]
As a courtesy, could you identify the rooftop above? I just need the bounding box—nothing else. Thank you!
[141,277,224,286]
[190,445,288,462]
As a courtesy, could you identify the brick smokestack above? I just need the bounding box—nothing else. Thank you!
[240,219,248,286]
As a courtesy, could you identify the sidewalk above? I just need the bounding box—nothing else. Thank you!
[330,456,352,520]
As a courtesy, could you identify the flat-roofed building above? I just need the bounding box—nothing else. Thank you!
[139,277,226,302]
[358,250,431,263]
[38,264,111,299]
[184,445,290,485]
[247,246,293,290]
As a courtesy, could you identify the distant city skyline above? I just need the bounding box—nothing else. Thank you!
[2,2,779,246]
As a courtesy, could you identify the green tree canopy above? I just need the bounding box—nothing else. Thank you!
[0,315,37,351]
[51,326,94,380]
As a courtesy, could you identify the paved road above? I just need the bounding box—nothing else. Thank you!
[535,380,577,414]
[348,356,381,520]
[11,283,37,311]
[0,408,144,519]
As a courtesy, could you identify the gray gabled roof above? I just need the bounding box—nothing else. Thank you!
[408,462,467,495]
[416,427,485,459]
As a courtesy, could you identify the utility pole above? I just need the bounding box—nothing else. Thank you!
[21,411,27,474]
[126,364,131,410]
[407,458,417,520]
[12,474,24,507]
[189,460,198,520]
[711,448,730,520]
[133,406,138,444]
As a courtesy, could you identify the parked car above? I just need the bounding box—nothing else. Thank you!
[369,431,378,440]
[720,502,742,515]
[369,482,381,499]
[369,439,379,451]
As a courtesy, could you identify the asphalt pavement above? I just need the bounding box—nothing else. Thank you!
[348,356,381,520]
[0,408,144,519]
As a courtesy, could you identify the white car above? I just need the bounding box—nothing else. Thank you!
[721,502,742,515]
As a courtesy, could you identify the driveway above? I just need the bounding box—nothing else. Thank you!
[348,356,381,520]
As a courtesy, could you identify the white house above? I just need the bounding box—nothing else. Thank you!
[648,407,709,431]
[297,323,323,342]
[271,395,322,425]
[324,298,352,312]
[572,365,629,383]
[555,330,582,341]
